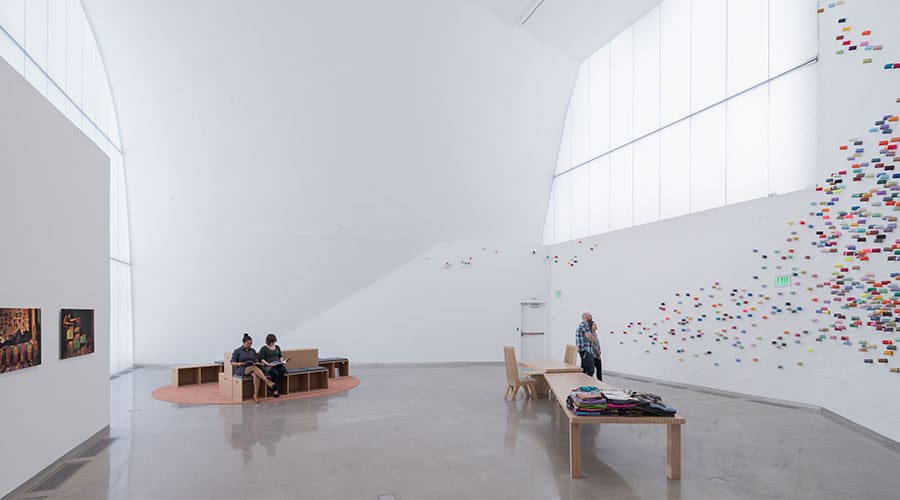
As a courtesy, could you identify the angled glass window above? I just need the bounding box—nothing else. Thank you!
[544,0,817,244]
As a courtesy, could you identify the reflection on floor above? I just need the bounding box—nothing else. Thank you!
[12,365,900,500]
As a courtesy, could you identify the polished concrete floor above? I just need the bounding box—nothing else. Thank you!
[14,365,900,500]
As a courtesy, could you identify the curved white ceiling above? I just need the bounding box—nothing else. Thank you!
[80,0,645,361]
[470,0,663,61]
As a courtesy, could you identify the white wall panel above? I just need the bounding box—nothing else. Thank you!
[46,81,65,113]
[769,0,817,76]
[660,0,691,126]
[690,106,726,212]
[609,27,634,148]
[0,0,25,46]
[47,0,66,83]
[82,15,98,123]
[770,64,816,195]
[109,95,121,146]
[110,260,133,372]
[555,107,572,174]
[588,46,610,157]
[0,27,24,72]
[633,133,660,225]
[116,154,131,261]
[553,173,572,243]
[633,6,660,138]
[659,120,691,218]
[588,156,610,234]
[610,145,634,230]
[25,0,48,67]
[116,261,134,372]
[65,0,82,106]
[542,190,556,245]
[726,84,769,204]
[109,261,121,373]
[97,68,110,135]
[571,166,590,238]
[727,0,768,95]
[109,149,120,260]
[571,61,591,165]
[691,0,726,112]
[24,58,46,95]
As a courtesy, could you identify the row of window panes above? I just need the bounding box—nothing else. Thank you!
[544,65,816,244]
[110,260,134,375]
[556,0,816,174]
[0,0,121,149]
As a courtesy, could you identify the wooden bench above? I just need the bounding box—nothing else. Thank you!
[219,348,330,402]
[171,363,224,387]
[285,367,329,393]
[543,372,686,480]
[318,357,349,378]
[227,367,329,401]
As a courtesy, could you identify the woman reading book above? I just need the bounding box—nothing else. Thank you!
[231,333,274,403]
[258,333,288,398]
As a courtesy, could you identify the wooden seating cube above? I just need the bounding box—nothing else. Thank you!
[318,357,349,378]
[172,363,224,387]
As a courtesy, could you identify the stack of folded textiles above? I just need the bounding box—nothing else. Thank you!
[565,386,677,417]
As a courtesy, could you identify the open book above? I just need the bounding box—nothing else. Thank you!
[255,357,291,367]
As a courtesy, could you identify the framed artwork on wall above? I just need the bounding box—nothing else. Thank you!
[60,309,94,360]
[0,308,42,373]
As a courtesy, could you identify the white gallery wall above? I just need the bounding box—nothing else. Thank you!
[0,0,136,375]
[80,0,579,364]
[0,59,110,497]
[288,240,550,363]
[548,0,900,443]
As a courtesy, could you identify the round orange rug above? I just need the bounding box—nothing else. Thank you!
[152,376,360,405]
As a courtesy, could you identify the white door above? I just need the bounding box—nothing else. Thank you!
[520,302,547,360]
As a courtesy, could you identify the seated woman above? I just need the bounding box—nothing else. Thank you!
[231,333,274,403]
[258,333,288,398]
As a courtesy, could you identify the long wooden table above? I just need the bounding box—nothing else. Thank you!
[519,358,582,397]
[519,358,582,374]
[543,372,686,480]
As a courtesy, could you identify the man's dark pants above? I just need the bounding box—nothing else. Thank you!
[580,351,603,381]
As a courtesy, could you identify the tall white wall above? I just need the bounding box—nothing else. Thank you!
[287,240,550,363]
[0,59,110,496]
[548,0,900,443]
[80,0,577,365]
[548,189,899,442]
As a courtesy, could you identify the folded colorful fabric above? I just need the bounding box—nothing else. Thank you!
[566,386,677,417]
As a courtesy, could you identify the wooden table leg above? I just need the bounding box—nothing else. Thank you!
[569,421,582,478]
[532,374,549,396]
[667,424,681,480]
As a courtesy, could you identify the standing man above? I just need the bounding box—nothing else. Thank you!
[575,312,602,381]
